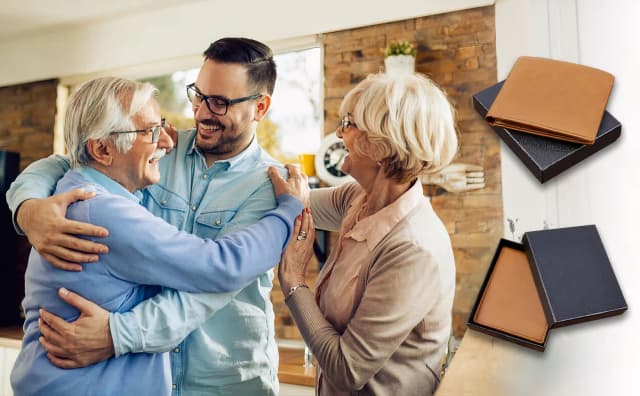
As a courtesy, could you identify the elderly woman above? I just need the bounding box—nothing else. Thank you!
[276,72,458,396]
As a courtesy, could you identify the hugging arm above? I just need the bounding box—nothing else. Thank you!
[39,164,310,367]
[6,154,109,270]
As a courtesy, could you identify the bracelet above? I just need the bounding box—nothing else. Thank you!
[285,284,309,301]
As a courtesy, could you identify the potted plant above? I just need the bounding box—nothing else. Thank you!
[383,40,417,76]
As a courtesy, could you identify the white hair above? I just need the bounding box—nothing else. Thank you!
[65,77,158,168]
[339,72,458,183]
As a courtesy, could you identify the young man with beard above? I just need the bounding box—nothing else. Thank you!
[7,38,296,395]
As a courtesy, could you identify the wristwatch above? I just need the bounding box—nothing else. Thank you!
[286,284,309,301]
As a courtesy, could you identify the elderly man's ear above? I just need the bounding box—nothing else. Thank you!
[86,139,115,166]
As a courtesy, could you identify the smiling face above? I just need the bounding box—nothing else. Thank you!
[192,59,265,161]
[109,98,171,191]
[336,113,380,182]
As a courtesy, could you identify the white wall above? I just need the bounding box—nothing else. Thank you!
[0,0,493,86]
[496,0,639,394]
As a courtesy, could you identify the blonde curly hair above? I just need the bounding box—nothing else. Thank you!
[339,73,458,184]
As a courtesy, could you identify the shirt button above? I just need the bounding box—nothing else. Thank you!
[202,174,208,179]
[192,205,197,211]
[161,200,167,205]
[172,384,177,390]
[215,219,221,225]
[174,347,180,353]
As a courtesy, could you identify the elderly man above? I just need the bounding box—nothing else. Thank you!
[9,76,309,395]
[7,38,306,395]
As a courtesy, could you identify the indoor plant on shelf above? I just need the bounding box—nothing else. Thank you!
[383,40,417,76]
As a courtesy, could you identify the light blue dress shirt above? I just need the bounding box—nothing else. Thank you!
[9,165,302,396]
[7,131,289,395]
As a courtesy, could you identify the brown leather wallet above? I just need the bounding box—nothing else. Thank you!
[486,56,614,145]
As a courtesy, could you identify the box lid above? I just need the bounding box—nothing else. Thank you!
[473,81,621,183]
[522,225,627,328]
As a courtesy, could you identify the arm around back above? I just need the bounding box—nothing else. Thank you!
[6,154,71,233]
[6,154,110,270]
[90,193,303,293]
[110,170,298,355]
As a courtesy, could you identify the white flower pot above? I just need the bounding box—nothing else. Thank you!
[384,55,415,77]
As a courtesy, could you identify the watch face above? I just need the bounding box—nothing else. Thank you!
[324,142,349,177]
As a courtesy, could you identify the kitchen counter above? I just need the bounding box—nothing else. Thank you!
[278,347,315,387]
[0,326,314,390]
[0,327,21,349]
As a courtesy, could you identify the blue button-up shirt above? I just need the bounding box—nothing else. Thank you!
[9,165,301,396]
[7,130,288,395]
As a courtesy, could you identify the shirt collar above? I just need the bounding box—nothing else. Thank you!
[76,166,141,203]
[186,129,260,171]
[347,180,425,251]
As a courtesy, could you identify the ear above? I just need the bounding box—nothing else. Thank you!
[86,139,115,166]
[253,95,272,122]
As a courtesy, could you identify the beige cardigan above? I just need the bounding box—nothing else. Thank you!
[287,182,455,396]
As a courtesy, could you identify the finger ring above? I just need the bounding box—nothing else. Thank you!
[296,235,307,241]
[299,231,307,236]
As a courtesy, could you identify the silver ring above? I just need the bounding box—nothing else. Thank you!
[299,230,307,236]
[296,235,307,241]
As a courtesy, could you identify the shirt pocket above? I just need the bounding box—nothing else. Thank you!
[144,185,189,229]
[194,210,237,239]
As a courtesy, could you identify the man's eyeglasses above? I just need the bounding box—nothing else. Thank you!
[111,120,165,144]
[339,114,356,133]
[186,83,262,116]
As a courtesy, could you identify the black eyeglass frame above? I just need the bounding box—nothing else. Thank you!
[186,83,263,116]
[110,120,164,144]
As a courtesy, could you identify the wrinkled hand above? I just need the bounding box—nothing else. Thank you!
[278,209,315,293]
[39,288,114,369]
[268,164,310,207]
[17,189,110,271]
[421,163,485,193]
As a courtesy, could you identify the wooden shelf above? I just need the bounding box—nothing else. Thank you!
[0,326,22,349]
[278,347,315,387]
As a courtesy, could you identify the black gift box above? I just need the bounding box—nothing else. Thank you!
[468,225,627,351]
[473,81,622,183]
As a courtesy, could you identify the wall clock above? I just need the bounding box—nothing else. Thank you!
[315,132,354,186]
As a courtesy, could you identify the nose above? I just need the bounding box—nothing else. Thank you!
[194,101,213,120]
[157,126,175,151]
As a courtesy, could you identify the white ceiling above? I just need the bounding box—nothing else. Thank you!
[0,0,205,39]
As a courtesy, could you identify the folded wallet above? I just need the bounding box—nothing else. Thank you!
[485,56,614,145]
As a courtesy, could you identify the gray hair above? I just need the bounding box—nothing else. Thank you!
[339,72,458,183]
[65,77,158,168]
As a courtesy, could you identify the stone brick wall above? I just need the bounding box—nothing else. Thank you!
[0,79,58,171]
[318,5,502,339]
[0,79,58,323]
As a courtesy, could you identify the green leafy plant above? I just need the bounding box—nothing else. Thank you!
[383,40,417,58]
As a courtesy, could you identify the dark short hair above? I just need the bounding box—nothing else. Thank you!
[203,37,277,95]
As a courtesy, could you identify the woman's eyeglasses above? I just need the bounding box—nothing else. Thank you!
[338,114,356,132]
